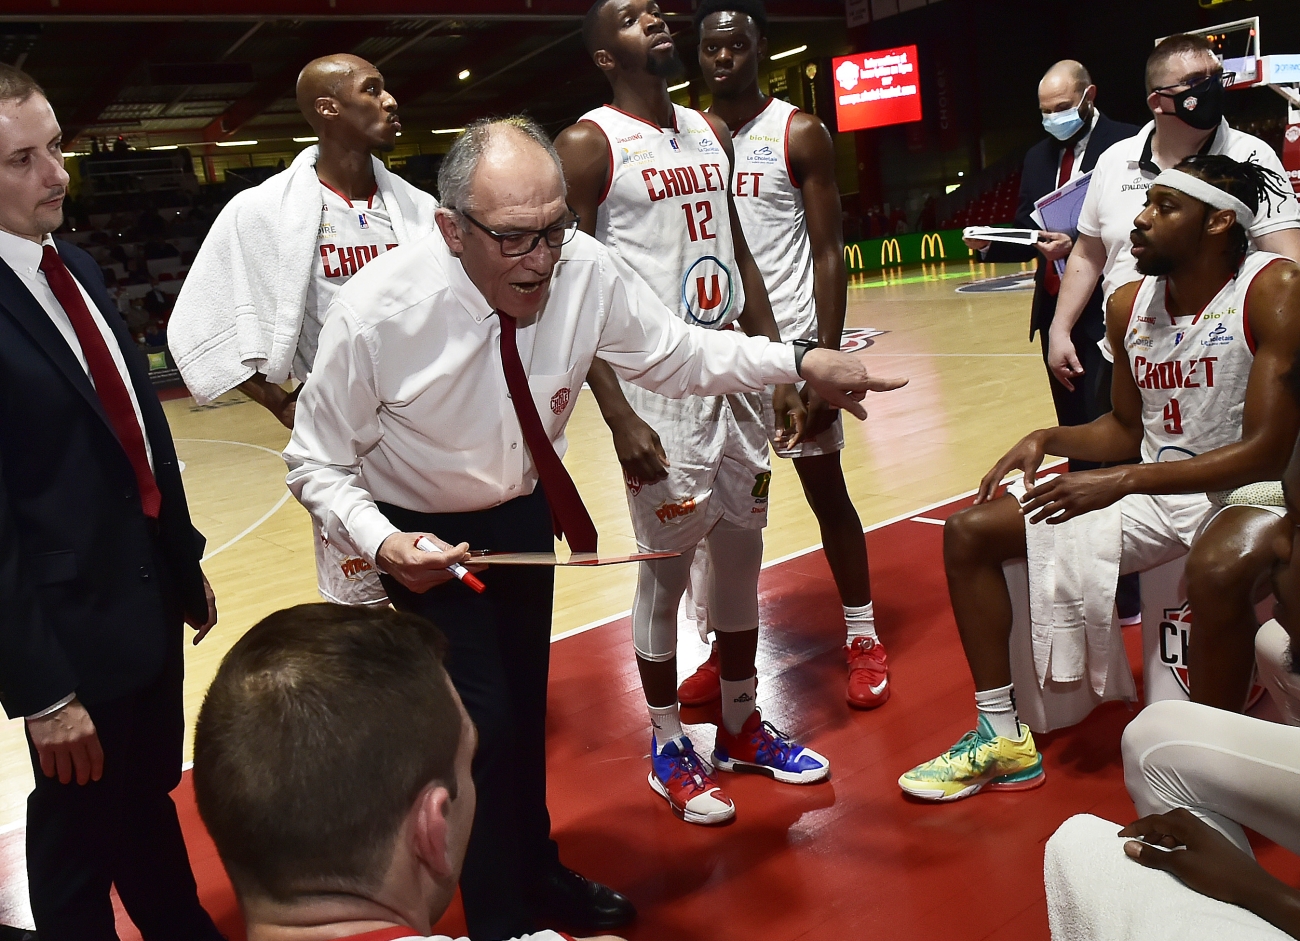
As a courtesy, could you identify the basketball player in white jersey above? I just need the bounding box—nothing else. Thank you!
[555,0,831,826]
[899,155,1300,802]
[171,54,437,606]
[677,0,888,712]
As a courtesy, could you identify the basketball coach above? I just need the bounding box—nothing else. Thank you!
[965,60,1137,443]
[0,65,222,940]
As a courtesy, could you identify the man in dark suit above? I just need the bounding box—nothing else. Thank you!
[966,60,1138,444]
[0,65,222,941]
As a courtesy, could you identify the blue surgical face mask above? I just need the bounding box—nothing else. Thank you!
[1042,91,1089,141]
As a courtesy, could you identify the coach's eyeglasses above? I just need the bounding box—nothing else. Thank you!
[459,207,581,257]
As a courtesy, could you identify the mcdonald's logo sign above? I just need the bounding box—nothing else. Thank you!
[921,232,946,260]
[843,243,864,271]
[881,237,902,266]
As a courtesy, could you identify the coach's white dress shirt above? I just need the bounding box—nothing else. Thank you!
[284,229,799,563]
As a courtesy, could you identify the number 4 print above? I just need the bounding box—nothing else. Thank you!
[682,201,716,242]
[1163,398,1183,435]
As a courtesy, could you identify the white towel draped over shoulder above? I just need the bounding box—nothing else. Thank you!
[168,146,439,403]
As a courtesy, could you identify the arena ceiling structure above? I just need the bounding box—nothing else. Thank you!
[0,1,847,153]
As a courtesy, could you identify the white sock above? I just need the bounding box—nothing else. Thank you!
[648,703,684,752]
[844,602,878,644]
[974,684,1021,740]
[720,674,757,735]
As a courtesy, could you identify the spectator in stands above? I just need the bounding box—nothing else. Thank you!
[142,276,169,320]
[963,60,1137,442]
[192,602,621,941]
[1043,352,1300,941]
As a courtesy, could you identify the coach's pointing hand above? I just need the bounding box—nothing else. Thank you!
[798,348,907,421]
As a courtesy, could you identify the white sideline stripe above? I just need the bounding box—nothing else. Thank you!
[866,352,1040,358]
[173,438,295,563]
[911,516,946,525]
[549,458,1067,645]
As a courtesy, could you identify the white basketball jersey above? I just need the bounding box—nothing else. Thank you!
[1124,251,1284,464]
[295,181,399,379]
[726,97,816,340]
[580,103,744,328]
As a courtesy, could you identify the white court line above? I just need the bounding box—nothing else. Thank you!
[174,438,294,563]
[911,517,946,525]
[866,352,1040,357]
[551,458,1068,645]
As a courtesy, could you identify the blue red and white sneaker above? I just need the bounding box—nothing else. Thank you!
[648,734,736,825]
[713,710,830,784]
[846,637,890,709]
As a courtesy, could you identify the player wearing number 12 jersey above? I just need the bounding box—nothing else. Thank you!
[899,155,1300,802]
[677,0,889,712]
[556,0,830,827]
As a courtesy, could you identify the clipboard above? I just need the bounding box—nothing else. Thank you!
[466,550,681,566]
[1033,170,1093,277]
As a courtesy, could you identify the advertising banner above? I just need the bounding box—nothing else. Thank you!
[832,45,922,132]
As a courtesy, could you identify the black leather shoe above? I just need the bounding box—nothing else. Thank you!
[0,926,37,941]
[536,865,636,931]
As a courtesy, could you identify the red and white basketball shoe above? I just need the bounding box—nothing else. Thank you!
[677,642,721,706]
[648,734,735,825]
[846,637,890,709]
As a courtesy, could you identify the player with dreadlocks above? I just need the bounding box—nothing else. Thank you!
[898,154,1300,803]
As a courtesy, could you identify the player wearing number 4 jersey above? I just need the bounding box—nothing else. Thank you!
[557,0,839,826]
[899,155,1300,802]
[678,0,888,713]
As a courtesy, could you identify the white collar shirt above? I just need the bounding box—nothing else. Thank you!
[0,229,152,468]
[284,229,798,561]
[1077,118,1300,300]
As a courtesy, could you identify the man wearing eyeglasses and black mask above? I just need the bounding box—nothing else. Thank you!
[1047,33,1300,393]
[284,116,901,941]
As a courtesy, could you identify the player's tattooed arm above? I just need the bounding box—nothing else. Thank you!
[238,374,300,429]
[1121,810,1300,939]
[789,111,846,439]
[555,120,671,484]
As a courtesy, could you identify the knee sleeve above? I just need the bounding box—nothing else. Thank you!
[704,520,763,633]
[632,548,696,662]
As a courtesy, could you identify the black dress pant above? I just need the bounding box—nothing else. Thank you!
[1037,319,1111,473]
[378,487,560,941]
[25,633,220,941]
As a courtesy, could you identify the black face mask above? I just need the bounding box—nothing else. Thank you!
[1168,74,1225,131]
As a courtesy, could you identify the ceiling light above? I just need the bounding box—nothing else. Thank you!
[396,131,402,136]
[216,139,257,147]
[293,135,319,143]
[149,144,179,151]
[432,127,466,135]
[668,81,690,92]
[61,152,87,158]
[770,44,808,61]
[458,69,471,81]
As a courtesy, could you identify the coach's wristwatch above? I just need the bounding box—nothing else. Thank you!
[791,338,818,376]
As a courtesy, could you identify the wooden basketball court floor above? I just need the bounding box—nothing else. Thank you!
[9,258,1295,938]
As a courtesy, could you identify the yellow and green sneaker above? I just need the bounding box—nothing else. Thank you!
[898,715,1045,801]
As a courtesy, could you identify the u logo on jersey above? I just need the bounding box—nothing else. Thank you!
[682,256,734,326]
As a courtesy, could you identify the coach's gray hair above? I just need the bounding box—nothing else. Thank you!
[437,115,567,214]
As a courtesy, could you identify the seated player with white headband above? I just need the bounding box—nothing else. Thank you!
[898,153,1300,803]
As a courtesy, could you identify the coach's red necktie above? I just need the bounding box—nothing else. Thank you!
[1044,147,1076,297]
[40,245,162,518]
[496,312,598,552]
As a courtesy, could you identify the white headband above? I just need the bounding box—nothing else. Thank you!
[1152,168,1255,227]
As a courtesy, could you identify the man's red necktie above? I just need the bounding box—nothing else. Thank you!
[1043,146,1076,297]
[40,245,162,518]
[496,312,598,552]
